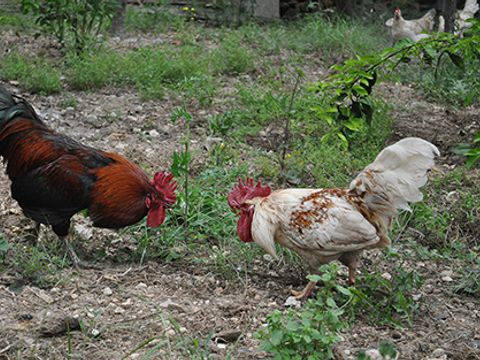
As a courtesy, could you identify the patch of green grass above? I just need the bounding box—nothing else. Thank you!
[211,34,255,75]
[240,14,389,59]
[124,4,186,33]
[408,168,479,254]
[397,58,480,106]
[0,53,62,95]
[7,240,68,288]
[0,11,35,31]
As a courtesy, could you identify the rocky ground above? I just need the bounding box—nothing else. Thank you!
[0,29,479,360]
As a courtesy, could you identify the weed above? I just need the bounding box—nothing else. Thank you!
[453,131,480,168]
[58,93,79,108]
[170,107,193,243]
[454,263,480,297]
[257,264,348,359]
[346,264,424,327]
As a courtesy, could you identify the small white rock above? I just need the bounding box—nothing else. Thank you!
[263,254,273,262]
[440,270,453,277]
[432,348,446,357]
[364,349,382,360]
[381,272,392,281]
[103,287,113,296]
[412,294,422,301]
[149,129,160,137]
[91,328,101,337]
[442,276,453,282]
[284,296,301,308]
[217,343,227,349]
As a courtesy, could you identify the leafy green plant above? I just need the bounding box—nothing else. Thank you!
[258,262,422,359]
[21,0,117,54]
[257,264,348,360]
[347,264,424,327]
[357,342,399,360]
[453,131,480,168]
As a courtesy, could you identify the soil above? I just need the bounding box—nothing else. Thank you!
[1,29,479,360]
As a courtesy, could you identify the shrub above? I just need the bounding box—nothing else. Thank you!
[21,0,117,54]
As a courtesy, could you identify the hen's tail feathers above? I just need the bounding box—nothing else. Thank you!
[421,8,436,21]
[0,84,41,130]
[463,0,479,15]
[349,137,439,215]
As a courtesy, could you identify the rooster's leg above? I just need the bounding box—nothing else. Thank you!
[291,281,317,300]
[60,234,83,270]
[24,222,41,245]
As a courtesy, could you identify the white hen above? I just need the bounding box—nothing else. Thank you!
[228,138,439,299]
[386,8,436,42]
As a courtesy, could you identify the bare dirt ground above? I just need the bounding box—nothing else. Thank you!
[1,31,479,360]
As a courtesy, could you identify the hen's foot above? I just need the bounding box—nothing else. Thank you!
[291,281,317,300]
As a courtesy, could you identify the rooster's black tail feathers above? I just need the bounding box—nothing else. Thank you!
[0,84,41,129]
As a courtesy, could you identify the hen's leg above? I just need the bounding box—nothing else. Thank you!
[339,251,359,285]
[291,281,317,299]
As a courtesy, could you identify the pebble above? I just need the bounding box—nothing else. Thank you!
[381,272,392,281]
[91,328,101,337]
[263,254,273,261]
[432,348,446,357]
[149,129,160,137]
[103,287,113,296]
[440,270,453,277]
[284,296,301,308]
[441,276,453,282]
[135,282,147,289]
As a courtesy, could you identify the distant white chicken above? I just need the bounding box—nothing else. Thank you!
[228,138,439,299]
[455,0,479,35]
[386,8,437,42]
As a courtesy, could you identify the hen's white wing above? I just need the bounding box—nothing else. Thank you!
[282,194,379,256]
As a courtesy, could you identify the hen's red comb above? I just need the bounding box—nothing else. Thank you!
[227,178,271,209]
[152,171,177,205]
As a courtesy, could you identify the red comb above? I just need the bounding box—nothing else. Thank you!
[227,178,271,209]
[152,171,177,205]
